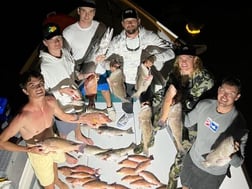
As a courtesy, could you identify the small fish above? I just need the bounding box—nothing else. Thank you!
[82,179,109,189]
[85,106,108,114]
[138,104,153,155]
[58,166,72,176]
[94,125,134,136]
[66,176,97,187]
[138,170,162,186]
[132,63,153,98]
[69,171,97,179]
[127,154,154,163]
[109,183,130,189]
[116,167,137,176]
[107,68,129,103]
[118,158,139,168]
[130,178,153,188]
[36,136,83,153]
[84,73,98,96]
[202,136,235,167]
[121,175,143,183]
[166,102,184,152]
[70,165,100,175]
[135,159,151,173]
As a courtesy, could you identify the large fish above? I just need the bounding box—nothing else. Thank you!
[138,104,153,155]
[166,102,184,152]
[202,136,236,167]
[36,136,83,153]
[132,63,153,99]
[83,144,112,156]
[107,68,129,103]
[95,142,137,161]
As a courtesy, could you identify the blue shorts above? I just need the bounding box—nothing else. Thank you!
[80,72,110,96]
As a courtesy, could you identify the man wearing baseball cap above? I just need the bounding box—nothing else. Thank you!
[104,7,175,128]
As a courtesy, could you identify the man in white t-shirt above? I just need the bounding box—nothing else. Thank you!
[63,0,116,121]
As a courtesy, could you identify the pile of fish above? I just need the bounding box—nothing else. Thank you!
[116,154,167,188]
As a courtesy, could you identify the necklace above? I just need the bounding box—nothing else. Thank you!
[125,35,140,51]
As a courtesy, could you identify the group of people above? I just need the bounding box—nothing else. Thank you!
[0,0,249,189]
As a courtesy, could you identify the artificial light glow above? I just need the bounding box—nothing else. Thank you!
[186,24,201,34]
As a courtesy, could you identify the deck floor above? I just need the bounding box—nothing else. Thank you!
[55,98,249,189]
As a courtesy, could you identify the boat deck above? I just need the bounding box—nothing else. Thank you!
[55,95,250,189]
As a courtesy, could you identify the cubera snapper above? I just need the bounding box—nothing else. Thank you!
[202,136,236,167]
[36,136,83,154]
[132,63,153,99]
[107,68,129,103]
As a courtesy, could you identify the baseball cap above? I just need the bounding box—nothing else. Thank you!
[78,0,96,8]
[42,23,61,40]
[122,8,138,20]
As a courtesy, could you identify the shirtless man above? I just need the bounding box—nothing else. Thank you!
[0,70,111,189]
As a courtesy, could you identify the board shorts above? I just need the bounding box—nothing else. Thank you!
[27,151,66,186]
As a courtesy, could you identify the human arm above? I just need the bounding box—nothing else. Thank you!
[159,84,177,123]
[0,113,43,154]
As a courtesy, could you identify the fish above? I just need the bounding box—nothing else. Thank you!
[132,63,153,99]
[36,136,83,153]
[70,165,100,175]
[116,167,137,176]
[202,136,235,168]
[93,125,134,136]
[138,170,163,186]
[135,159,151,173]
[127,154,154,163]
[109,183,130,189]
[83,144,112,156]
[138,104,153,155]
[121,175,144,183]
[58,166,72,176]
[85,106,108,114]
[130,178,154,188]
[118,158,139,168]
[166,102,184,152]
[95,142,137,161]
[66,177,97,187]
[83,73,98,96]
[69,172,97,179]
[82,179,109,189]
[107,68,129,103]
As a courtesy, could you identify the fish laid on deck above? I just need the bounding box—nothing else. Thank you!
[92,125,134,136]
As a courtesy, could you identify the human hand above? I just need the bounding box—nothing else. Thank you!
[60,87,81,100]
[95,54,106,63]
[80,112,112,128]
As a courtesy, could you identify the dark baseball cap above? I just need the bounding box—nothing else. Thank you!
[78,0,96,8]
[42,23,61,40]
[122,8,138,20]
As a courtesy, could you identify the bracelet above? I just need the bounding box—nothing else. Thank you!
[73,113,80,121]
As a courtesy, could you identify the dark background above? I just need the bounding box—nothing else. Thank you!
[1,0,251,183]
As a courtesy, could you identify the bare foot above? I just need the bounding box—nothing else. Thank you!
[55,178,69,189]
[65,153,78,164]
[76,135,94,145]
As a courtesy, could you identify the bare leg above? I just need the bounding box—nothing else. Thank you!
[86,94,96,108]
[182,186,189,189]
[53,163,69,189]
[74,124,94,145]
[101,90,112,107]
